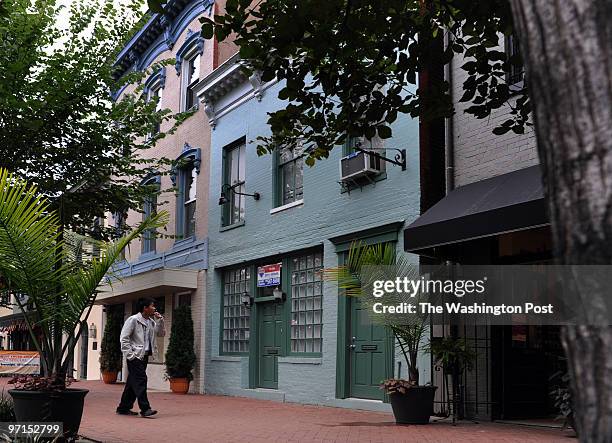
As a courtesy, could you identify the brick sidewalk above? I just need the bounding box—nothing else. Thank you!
[62,380,575,443]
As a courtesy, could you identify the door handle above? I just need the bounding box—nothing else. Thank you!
[349,344,356,350]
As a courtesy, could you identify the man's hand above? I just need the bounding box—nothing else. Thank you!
[154,312,164,321]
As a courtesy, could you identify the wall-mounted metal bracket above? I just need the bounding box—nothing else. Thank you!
[354,144,406,171]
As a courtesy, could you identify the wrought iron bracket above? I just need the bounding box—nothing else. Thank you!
[354,144,406,171]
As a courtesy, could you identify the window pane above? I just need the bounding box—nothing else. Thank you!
[187,166,197,201]
[222,266,251,354]
[238,144,246,182]
[290,251,323,354]
[190,54,200,84]
[239,192,245,222]
[230,146,240,184]
[185,200,196,238]
[186,88,196,110]
[294,157,304,200]
[231,192,238,224]
[225,143,247,226]
[142,193,157,253]
[282,161,295,205]
[155,87,163,111]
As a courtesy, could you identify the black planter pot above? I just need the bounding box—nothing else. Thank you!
[389,385,437,425]
[9,388,89,438]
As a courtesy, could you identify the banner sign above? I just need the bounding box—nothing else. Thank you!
[0,351,40,375]
[257,263,282,287]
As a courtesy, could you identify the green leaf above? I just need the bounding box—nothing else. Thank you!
[492,126,511,135]
[147,0,164,14]
[201,23,214,40]
[377,125,392,139]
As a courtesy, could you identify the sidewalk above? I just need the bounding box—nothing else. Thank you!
[70,380,574,443]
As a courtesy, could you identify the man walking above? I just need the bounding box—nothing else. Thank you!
[116,297,165,417]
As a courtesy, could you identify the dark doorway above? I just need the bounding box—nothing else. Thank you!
[492,325,565,419]
[79,327,89,379]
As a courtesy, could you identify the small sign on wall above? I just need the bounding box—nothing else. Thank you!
[257,263,282,287]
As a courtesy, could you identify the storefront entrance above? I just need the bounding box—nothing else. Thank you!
[493,325,564,419]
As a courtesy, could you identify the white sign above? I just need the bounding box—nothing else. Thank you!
[257,263,281,287]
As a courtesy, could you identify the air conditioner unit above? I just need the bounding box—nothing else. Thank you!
[340,150,383,181]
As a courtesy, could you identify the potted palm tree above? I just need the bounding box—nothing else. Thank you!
[0,169,167,439]
[327,242,437,424]
[99,311,123,384]
[164,305,196,394]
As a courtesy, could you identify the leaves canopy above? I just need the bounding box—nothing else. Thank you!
[0,0,187,238]
[192,0,529,164]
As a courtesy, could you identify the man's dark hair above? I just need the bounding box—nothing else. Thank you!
[138,297,156,313]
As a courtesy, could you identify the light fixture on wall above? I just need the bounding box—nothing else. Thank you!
[273,287,285,302]
[241,291,254,308]
[218,183,260,205]
[88,322,97,339]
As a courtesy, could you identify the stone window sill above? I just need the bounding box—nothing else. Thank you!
[220,220,245,232]
[270,199,304,214]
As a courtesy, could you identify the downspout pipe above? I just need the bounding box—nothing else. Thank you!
[444,29,455,194]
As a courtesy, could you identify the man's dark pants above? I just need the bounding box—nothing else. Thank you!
[117,355,151,413]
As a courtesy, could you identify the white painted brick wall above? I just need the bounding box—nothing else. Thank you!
[451,39,539,187]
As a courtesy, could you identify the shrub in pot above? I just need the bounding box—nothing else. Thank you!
[426,336,476,420]
[165,305,196,394]
[0,169,167,439]
[326,242,438,425]
[99,311,123,384]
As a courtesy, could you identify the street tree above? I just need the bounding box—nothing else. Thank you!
[0,0,189,238]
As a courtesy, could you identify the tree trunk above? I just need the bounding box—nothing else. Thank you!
[509,1,612,441]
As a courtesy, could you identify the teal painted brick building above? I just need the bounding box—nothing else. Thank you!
[194,55,428,410]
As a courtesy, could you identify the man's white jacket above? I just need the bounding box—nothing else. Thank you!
[120,313,166,361]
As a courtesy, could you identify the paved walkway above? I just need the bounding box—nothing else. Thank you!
[67,380,575,443]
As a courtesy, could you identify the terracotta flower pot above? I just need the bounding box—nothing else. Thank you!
[169,378,190,394]
[101,371,118,384]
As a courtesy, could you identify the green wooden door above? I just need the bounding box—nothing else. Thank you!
[258,301,284,389]
[349,297,388,400]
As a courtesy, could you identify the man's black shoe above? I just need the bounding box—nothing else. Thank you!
[116,409,138,416]
[140,409,158,417]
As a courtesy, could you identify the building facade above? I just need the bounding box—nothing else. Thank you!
[93,0,235,391]
[404,33,560,421]
[195,55,426,410]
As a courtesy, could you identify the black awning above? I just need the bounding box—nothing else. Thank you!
[404,165,548,252]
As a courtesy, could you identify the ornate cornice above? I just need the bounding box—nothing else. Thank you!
[113,0,214,79]
[193,54,256,129]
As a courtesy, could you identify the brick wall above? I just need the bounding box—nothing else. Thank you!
[109,9,219,394]
[451,38,539,187]
[203,79,429,406]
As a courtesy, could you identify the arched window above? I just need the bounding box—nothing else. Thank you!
[171,144,201,240]
[141,173,161,254]
[175,31,204,111]
[143,67,166,137]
